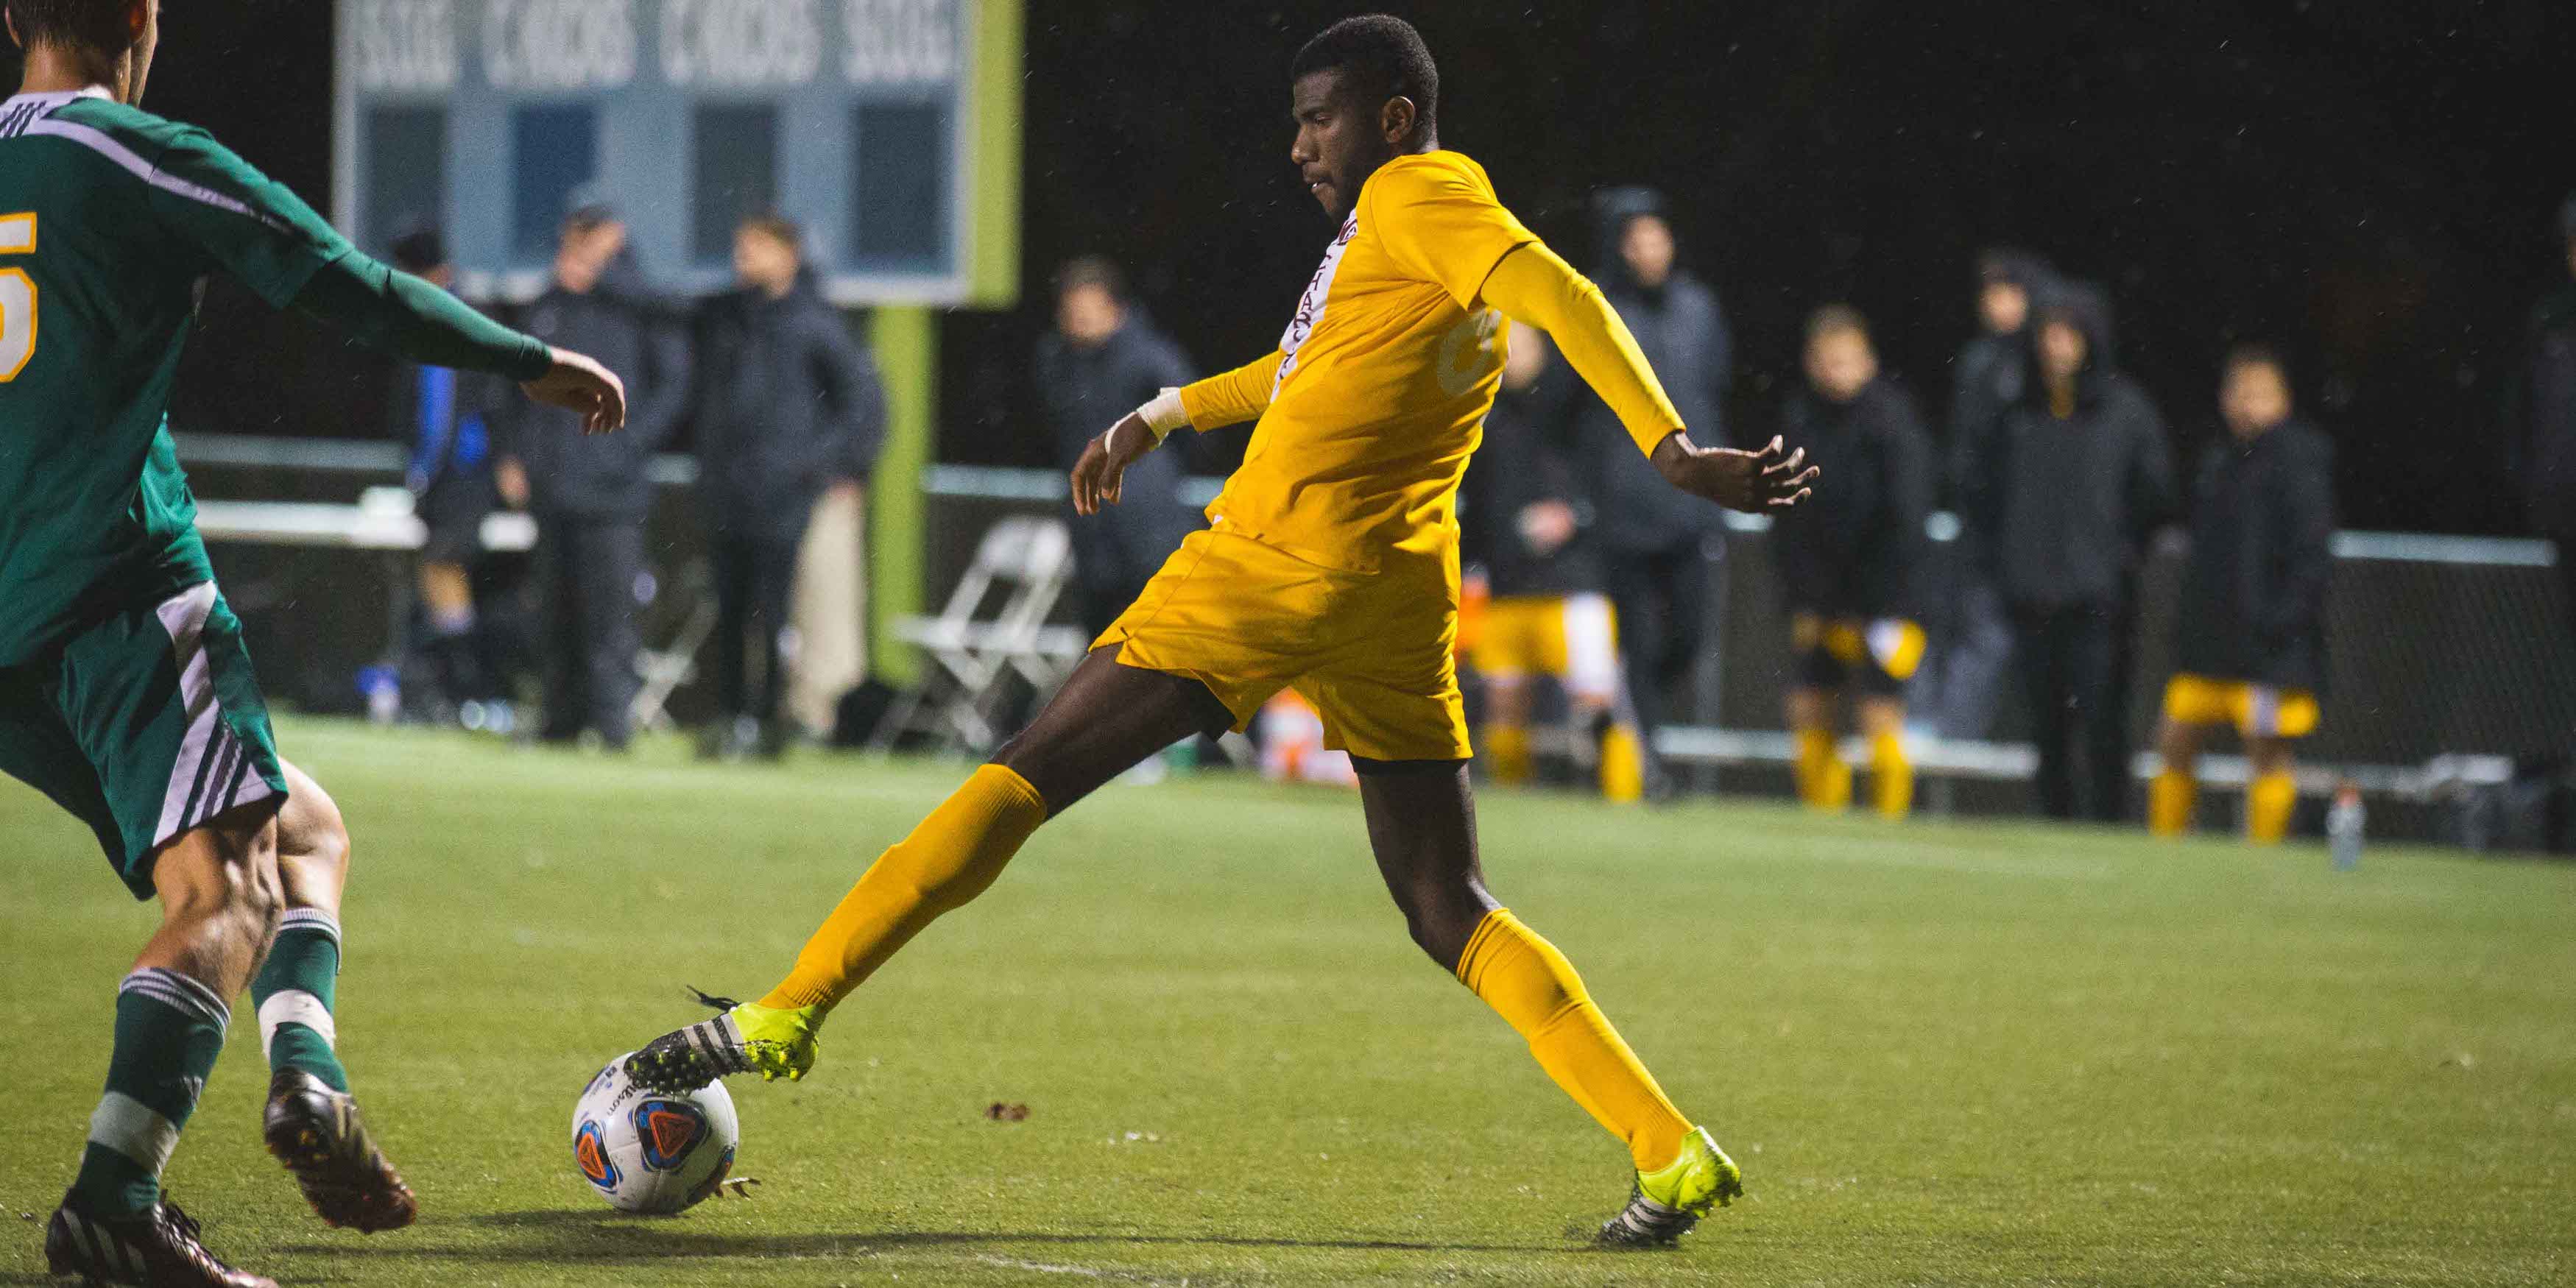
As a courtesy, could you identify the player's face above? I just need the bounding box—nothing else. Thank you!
[1980,280,2028,335]
[1805,328,1877,403]
[2221,361,2290,440]
[1057,283,1122,347]
[1289,70,1399,222]
[1620,216,1676,289]
[2039,318,2087,381]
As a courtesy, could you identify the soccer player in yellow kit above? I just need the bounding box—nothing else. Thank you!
[630,14,1813,1246]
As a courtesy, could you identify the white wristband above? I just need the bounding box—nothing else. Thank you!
[1136,387,1190,442]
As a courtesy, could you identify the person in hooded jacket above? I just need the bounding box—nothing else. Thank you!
[694,215,886,759]
[1773,307,1933,818]
[2148,346,2333,843]
[1963,281,2177,821]
[1924,248,2053,740]
[495,197,694,750]
[1569,188,1732,793]
[2508,192,2576,646]
[1034,257,1200,637]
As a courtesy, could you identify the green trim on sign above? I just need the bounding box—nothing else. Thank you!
[969,0,1023,308]
[869,305,935,687]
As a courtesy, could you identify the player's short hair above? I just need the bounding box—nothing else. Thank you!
[5,0,135,52]
[1806,304,1871,345]
[736,213,802,252]
[2225,342,2289,382]
[1291,14,1439,141]
[1054,255,1126,304]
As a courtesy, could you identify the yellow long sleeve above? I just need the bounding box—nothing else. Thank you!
[1179,349,1284,431]
[1478,243,1686,456]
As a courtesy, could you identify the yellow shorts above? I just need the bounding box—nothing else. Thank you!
[1095,528,1471,763]
[1790,614,1924,697]
[2162,673,2320,739]
[1467,592,1623,703]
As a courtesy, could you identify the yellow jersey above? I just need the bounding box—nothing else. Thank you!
[1182,150,1538,573]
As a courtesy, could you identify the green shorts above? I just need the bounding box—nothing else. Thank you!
[0,581,287,899]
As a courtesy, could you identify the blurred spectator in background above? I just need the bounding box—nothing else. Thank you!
[499,194,692,751]
[1460,330,1644,802]
[1578,188,1732,794]
[1924,248,2054,740]
[1774,308,1933,818]
[2509,192,2576,636]
[694,216,886,759]
[384,226,510,721]
[1964,282,2176,821]
[2150,347,2334,843]
[1034,257,1199,637]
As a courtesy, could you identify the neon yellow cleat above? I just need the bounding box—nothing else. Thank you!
[623,993,822,1091]
[1597,1126,1743,1247]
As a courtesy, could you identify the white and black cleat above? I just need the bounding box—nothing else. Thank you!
[44,1191,277,1287]
[1596,1183,1701,1248]
[621,990,751,1091]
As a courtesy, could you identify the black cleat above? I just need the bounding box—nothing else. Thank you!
[623,990,819,1091]
[44,1191,277,1288]
[261,1068,417,1232]
[1595,1182,1703,1248]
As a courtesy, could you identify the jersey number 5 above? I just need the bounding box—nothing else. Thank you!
[0,213,35,381]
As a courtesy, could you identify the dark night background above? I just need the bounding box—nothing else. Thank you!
[10,1,2572,536]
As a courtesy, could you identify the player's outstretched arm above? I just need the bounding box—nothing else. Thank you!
[293,255,627,434]
[1070,350,1282,516]
[1479,243,1815,514]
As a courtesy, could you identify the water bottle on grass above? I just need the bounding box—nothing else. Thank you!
[2327,782,2364,871]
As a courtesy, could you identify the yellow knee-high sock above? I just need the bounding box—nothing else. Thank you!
[1793,727,1849,810]
[1483,724,1534,786]
[1599,722,1645,804]
[2148,768,2196,838]
[1455,909,1693,1172]
[1869,730,1913,819]
[761,764,1048,1011]
[2246,771,2297,844]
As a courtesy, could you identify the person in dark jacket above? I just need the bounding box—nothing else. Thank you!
[1033,258,1199,637]
[2148,346,2334,843]
[1964,281,2178,821]
[1458,330,1645,802]
[695,215,886,759]
[1924,248,2053,740]
[2508,192,2576,639]
[382,226,511,716]
[1773,307,1933,818]
[1572,188,1732,793]
[497,197,694,750]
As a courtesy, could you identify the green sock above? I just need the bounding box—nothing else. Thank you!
[71,969,228,1216]
[252,909,348,1093]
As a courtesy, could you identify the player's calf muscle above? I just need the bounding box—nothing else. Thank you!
[272,762,352,912]
[144,811,284,988]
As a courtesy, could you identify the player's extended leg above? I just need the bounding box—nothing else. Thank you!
[1353,760,1740,1245]
[48,807,286,1288]
[1857,696,1912,820]
[2148,716,2207,838]
[627,645,1232,1089]
[254,761,417,1232]
[2243,736,2297,844]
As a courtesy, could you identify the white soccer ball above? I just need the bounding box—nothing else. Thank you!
[571,1055,740,1214]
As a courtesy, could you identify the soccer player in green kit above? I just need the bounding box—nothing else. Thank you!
[2,3,625,1283]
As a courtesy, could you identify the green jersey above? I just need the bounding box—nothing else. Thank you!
[0,88,358,667]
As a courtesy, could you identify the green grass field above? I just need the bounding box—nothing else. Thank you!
[4,718,2572,1286]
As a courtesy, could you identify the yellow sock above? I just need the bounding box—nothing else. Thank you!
[1483,724,1534,786]
[1793,727,1849,811]
[2246,771,2296,844]
[2148,768,2196,838]
[761,764,1048,1011]
[1455,909,1693,1172]
[1599,723,1645,804]
[1869,730,1912,819]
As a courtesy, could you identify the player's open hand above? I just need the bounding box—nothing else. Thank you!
[1070,411,1161,517]
[521,347,628,436]
[1652,432,1817,514]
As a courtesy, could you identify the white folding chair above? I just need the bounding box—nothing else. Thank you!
[872,516,1090,754]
